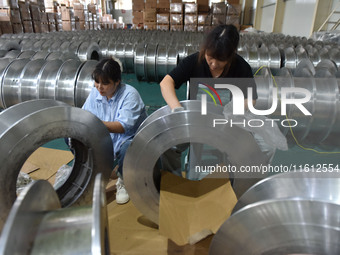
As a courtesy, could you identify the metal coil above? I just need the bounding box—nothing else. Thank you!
[0,58,12,109]
[2,58,30,108]
[209,199,340,255]
[232,171,340,213]
[0,100,113,231]
[77,41,101,62]
[124,42,135,73]
[145,44,158,82]
[38,59,64,100]
[20,59,46,102]
[254,60,340,147]
[55,59,82,106]
[0,173,110,255]
[134,43,146,81]
[75,60,98,107]
[124,100,268,224]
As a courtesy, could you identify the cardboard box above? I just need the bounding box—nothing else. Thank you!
[40,12,48,22]
[184,14,197,25]
[212,14,226,25]
[157,13,169,24]
[74,9,85,21]
[145,0,157,9]
[197,25,211,32]
[184,24,197,32]
[212,2,227,14]
[228,0,240,4]
[197,0,209,13]
[48,22,56,32]
[46,12,55,22]
[72,2,84,10]
[170,13,182,24]
[30,4,41,21]
[144,22,156,30]
[61,6,74,21]
[32,20,41,33]
[132,11,143,24]
[170,24,182,31]
[87,3,97,14]
[62,20,72,30]
[157,24,169,31]
[159,172,237,246]
[184,2,197,13]
[144,9,156,22]
[78,20,85,30]
[157,0,169,9]
[18,1,31,20]
[0,8,10,21]
[170,2,182,13]
[23,20,33,33]
[132,1,144,11]
[227,4,242,16]
[198,14,211,25]
[0,21,12,33]
[12,22,23,33]
[41,22,49,33]
[198,5,210,13]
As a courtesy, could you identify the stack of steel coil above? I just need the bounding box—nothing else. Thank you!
[210,171,340,254]
[0,59,98,108]
[0,174,110,255]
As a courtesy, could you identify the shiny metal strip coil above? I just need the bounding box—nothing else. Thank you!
[55,59,82,106]
[210,199,340,255]
[0,174,110,255]
[233,171,340,213]
[2,58,30,108]
[0,100,113,231]
[124,100,268,224]
[75,60,98,107]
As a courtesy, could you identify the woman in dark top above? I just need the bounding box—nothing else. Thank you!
[160,24,257,111]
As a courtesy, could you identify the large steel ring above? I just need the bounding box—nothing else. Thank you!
[232,171,340,214]
[0,100,113,231]
[209,199,340,254]
[124,100,268,224]
[0,173,109,255]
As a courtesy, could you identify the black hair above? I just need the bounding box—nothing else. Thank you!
[199,24,239,63]
[91,57,121,84]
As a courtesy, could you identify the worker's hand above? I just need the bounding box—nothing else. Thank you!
[171,106,184,113]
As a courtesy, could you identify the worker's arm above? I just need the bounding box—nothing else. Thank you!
[160,75,182,110]
[102,121,125,133]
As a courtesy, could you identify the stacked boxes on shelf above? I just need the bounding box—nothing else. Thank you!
[212,2,227,26]
[197,0,210,32]
[197,0,209,13]
[184,2,197,32]
[60,5,75,31]
[101,14,114,29]
[88,3,100,30]
[73,2,85,30]
[10,8,23,33]
[144,0,156,30]
[132,0,144,29]
[47,12,57,32]
[30,3,49,33]
[156,0,169,31]
[170,0,183,31]
[226,3,241,30]
[0,7,13,34]
[19,1,33,33]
